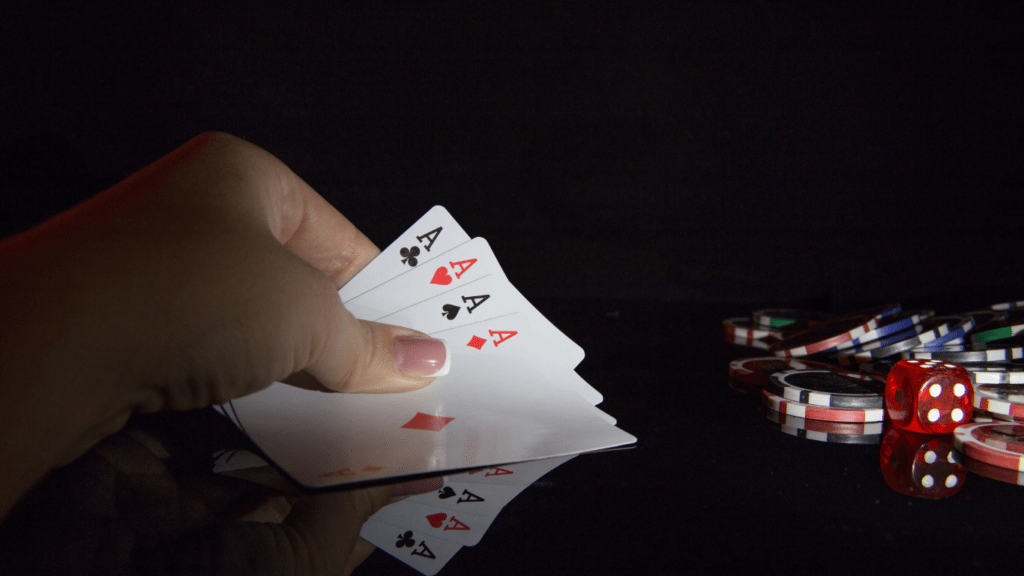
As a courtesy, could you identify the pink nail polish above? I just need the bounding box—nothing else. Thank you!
[394,337,450,377]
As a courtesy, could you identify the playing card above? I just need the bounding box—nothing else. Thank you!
[360,518,462,575]
[338,206,471,303]
[344,237,505,321]
[227,354,635,489]
[434,312,602,406]
[371,500,492,547]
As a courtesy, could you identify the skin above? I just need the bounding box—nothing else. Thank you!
[0,132,438,574]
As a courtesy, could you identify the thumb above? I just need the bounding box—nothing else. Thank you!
[298,285,450,393]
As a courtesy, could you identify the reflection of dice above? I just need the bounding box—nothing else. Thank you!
[879,425,966,499]
[884,359,973,433]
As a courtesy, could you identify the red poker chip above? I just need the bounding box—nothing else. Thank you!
[760,389,885,423]
[962,453,1024,487]
[722,318,789,341]
[953,422,1024,471]
[770,315,880,358]
[728,357,836,387]
[764,408,884,436]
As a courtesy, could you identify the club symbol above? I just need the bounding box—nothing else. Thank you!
[400,246,420,267]
[396,531,416,548]
[441,304,460,320]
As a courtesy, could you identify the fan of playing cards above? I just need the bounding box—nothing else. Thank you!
[216,206,636,574]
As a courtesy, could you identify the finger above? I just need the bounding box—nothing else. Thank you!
[342,538,377,576]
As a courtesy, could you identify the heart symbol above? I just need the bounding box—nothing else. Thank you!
[430,267,453,285]
[426,513,447,528]
[441,304,460,320]
[438,487,457,499]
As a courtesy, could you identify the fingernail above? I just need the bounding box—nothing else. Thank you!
[394,337,450,378]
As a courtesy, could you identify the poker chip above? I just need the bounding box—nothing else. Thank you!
[760,389,885,423]
[722,317,786,341]
[953,422,1024,471]
[900,348,1024,363]
[726,331,777,350]
[767,370,884,409]
[927,315,976,347]
[971,319,1024,345]
[752,309,828,329]
[973,386,1024,420]
[959,363,1024,385]
[973,407,1024,424]
[912,344,967,353]
[833,310,929,351]
[857,360,896,380]
[974,332,1024,351]
[837,317,953,364]
[770,315,881,358]
[727,357,837,387]
[764,409,883,445]
[991,301,1024,311]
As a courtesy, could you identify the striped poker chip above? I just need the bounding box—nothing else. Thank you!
[963,364,1024,385]
[900,348,1024,363]
[753,309,828,329]
[768,369,884,409]
[764,409,883,445]
[991,301,1024,311]
[770,315,882,358]
[760,389,885,423]
[973,386,1024,419]
[839,317,954,364]
[973,407,1024,424]
[971,319,1024,345]
[722,317,788,341]
[953,422,1024,471]
[974,332,1024,351]
[912,344,967,353]
[728,357,836,387]
[928,315,975,346]
[833,310,929,351]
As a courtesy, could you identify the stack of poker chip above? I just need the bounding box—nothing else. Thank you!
[723,303,1024,482]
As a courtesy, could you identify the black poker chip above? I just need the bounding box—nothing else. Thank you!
[767,369,885,410]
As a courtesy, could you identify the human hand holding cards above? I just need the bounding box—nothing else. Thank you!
[222,206,636,573]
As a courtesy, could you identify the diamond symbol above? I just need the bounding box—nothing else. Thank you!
[401,412,456,432]
[467,335,486,350]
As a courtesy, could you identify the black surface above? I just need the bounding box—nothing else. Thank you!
[3,4,1024,575]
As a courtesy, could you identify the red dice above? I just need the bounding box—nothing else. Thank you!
[884,359,973,434]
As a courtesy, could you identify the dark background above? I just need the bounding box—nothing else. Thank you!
[2,3,1024,575]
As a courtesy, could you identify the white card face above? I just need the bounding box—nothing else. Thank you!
[344,237,506,321]
[360,518,462,575]
[435,313,602,405]
[371,500,493,547]
[227,354,635,489]
[452,454,574,487]
[338,206,471,303]
[377,274,585,370]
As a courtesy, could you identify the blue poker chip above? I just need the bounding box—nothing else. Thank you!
[928,315,976,346]
[834,310,930,351]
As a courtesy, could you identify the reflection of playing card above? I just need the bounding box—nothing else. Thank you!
[436,313,602,406]
[228,354,635,489]
[338,206,471,303]
[344,237,505,320]
[361,518,462,576]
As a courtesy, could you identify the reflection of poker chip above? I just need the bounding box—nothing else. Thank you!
[764,409,882,444]
[760,389,885,423]
[770,315,881,358]
[974,385,1024,419]
[962,453,1024,486]
[768,370,884,409]
[728,357,836,387]
[953,422,1024,471]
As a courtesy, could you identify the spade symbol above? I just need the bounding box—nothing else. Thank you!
[438,487,457,499]
[396,530,416,548]
[400,246,420,267]
[441,304,461,320]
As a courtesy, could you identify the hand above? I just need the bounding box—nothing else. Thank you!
[0,132,447,566]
